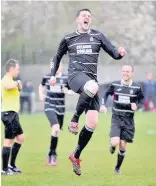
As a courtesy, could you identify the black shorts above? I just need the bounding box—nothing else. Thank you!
[68,72,100,112]
[45,110,64,129]
[1,111,24,139]
[110,114,135,143]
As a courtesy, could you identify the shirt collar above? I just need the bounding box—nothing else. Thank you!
[76,29,91,35]
[121,79,133,87]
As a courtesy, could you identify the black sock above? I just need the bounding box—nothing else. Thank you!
[48,136,58,156]
[2,146,11,171]
[71,91,94,123]
[111,146,116,151]
[115,150,126,170]
[112,146,116,150]
[10,142,21,168]
[110,143,116,150]
[74,125,94,159]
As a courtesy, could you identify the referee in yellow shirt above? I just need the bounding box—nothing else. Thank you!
[1,59,24,175]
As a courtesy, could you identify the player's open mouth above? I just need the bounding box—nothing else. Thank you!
[84,21,89,26]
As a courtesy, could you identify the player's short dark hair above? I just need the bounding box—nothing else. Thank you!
[76,8,91,17]
[5,58,19,72]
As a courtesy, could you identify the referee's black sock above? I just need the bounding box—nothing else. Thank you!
[2,146,11,171]
[74,125,94,159]
[10,142,21,168]
[115,150,126,170]
[49,136,58,156]
[71,91,94,123]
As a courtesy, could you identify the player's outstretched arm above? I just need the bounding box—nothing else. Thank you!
[50,38,68,86]
[51,38,68,77]
[100,33,126,59]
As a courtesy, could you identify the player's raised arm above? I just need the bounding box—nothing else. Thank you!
[100,33,126,59]
[50,37,68,77]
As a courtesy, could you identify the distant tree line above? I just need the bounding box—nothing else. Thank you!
[1,1,156,65]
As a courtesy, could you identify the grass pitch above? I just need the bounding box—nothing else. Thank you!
[1,112,156,186]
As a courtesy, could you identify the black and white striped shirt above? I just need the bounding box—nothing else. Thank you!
[51,29,123,81]
[102,80,144,117]
[41,73,68,115]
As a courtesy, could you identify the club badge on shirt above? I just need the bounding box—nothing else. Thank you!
[90,37,94,42]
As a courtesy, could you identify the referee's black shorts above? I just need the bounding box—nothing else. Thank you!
[68,72,100,112]
[110,114,135,143]
[1,111,23,139]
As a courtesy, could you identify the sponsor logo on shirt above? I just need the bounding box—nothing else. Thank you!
[76,45,93,54]
[118,95,130,104]
[117,88,122,91]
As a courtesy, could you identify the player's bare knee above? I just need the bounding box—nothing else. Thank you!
[119,140,127,151]
[111,137,120,147]
[52,124,60,137]
[84,80,99,96]
[86,110,98,129]
[16,134,24,144]
[3,139,14,147]
[87,121,98,130]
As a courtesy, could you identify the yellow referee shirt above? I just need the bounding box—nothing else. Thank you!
[1,75,20,113]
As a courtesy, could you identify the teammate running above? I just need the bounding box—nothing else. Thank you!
[39,63,73,166]
[100,65,144,174]
[49,8,126,175]
[1,59,24,175]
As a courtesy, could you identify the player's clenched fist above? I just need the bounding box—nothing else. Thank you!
[100,105,107,113]
[39,94,46,101]
[49,76,56,86]
[118,47,127,57]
